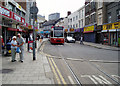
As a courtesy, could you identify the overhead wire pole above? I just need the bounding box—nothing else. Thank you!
[30,1,38,60]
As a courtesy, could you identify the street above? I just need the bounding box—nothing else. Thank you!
[41,40,120,85]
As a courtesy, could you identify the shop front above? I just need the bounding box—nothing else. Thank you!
[74,28,84,41]
[0,5,26,44]
[102,22,120,47]
[67,28,75,38]
[83,25,96,43]
[94,25,103,43]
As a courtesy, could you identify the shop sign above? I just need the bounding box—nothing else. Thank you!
[84,25,94,33]
[64,29,68,32]
[0,5,25,24]
[70,28,74,32]
[103,22,120,30]
[28,25,33,29]
[0,5,12,18]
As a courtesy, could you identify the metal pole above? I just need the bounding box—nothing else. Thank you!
[33,14,36,60]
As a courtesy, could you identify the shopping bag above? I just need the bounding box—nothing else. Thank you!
[16,47,21,53]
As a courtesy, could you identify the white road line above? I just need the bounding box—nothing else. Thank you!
[81,75,98,84]
[66,58,84,61]
[68,76,75,84]
[89,60,120,63]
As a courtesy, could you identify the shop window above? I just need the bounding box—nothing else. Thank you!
[103,33,109,44]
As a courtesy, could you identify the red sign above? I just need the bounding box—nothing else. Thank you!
[0,5,12,18]
[0,5,25,24]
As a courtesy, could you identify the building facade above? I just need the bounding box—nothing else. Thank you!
[102,2,120,47]
[49,13,60,21]
[1,0,36,45]
[84,0,97,43]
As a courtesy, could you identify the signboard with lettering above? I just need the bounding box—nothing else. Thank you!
[70,28,74,32]
[0,5,25,24]
[84,25,94,33]
[103,22,120,30]
[0,5,12,18]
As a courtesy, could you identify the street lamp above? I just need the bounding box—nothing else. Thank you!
[30,2,39,60]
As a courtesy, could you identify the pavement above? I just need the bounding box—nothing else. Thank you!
[77,41,120,51]
[1,38,54,84]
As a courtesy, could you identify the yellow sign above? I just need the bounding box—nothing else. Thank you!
[103,22,120,30]
[84,25,94,32]
[28,25,33,29]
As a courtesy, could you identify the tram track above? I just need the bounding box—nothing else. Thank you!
[40,42,119,85]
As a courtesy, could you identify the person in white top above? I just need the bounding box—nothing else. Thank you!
[80,35,84,44]
[11,36,17,62]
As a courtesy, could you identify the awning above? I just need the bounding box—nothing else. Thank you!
[101,30,108,32]
[109,29,116,32]
[83,31,94,33]
[44,31,50,33]
[75,28,84,32]
[7,28,23,32]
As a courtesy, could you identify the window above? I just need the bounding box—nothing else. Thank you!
[117,9,120,21]
[8,2,15,12]
[108,12,111,23]
[76,24,78,28]
[22,12,25,18]
[73,17,75,21]
[98,0,103,9]
[16,8,21,15]
[76,16,78,20]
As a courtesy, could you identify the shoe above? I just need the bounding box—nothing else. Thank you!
[11,60,16,62]
[20,60,23,63]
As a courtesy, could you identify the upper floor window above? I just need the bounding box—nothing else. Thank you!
[98,0,103,9]
[16,8,21,16]
[7,2,15,12]
[117,9,120,21]
[108,12,111,23]
[76,16,78,20]
[22,12,25,18]
[73,17,74,21]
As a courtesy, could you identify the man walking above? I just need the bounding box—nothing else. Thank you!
[80,35,84,44]
[17,33,25,62]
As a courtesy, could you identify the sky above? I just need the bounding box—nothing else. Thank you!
[36,0,85,20]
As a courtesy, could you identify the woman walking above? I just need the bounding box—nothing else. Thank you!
[11,36,17,62]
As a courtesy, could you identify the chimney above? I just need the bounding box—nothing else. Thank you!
[67,11,71,16]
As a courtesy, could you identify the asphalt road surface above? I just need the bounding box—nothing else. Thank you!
[42,41,120,85]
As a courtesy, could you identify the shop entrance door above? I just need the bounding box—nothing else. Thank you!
[111,33,116,46]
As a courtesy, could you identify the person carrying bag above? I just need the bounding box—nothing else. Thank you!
[11,36,17,62]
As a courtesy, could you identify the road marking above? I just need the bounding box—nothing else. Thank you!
[51,58,67,84]
[81,75,112,84]
[81,75,98,84]
[68,76,75,84]
[112,75,120,81]
[66,58,84,61]
[89,60,120,63]
[48,57,61,84]
[92,75,112,84]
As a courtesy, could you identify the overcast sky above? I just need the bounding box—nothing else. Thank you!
[36,0,85,20]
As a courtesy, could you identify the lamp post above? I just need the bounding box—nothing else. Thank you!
[30,2,38,60]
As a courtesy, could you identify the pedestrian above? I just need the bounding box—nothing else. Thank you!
[11,36,17,62]
[7,37,12,43]
[17,33,25,63]
[80,35,84,44]
[40,34,43,43]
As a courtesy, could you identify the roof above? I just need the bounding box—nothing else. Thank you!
[43,18,64,26]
